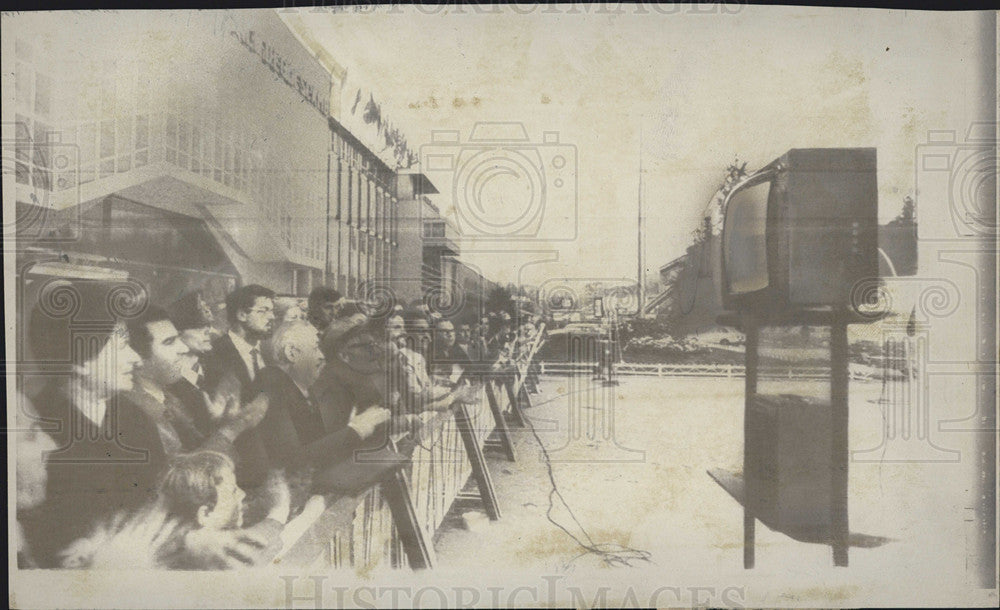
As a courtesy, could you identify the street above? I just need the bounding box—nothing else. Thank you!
[434,374,980,606]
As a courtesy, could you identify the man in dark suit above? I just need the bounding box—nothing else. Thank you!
[167,291,217,436]
[121,306,264,461]
[202,284,275,394]
[201,284,276,487]
[247,322,390,476]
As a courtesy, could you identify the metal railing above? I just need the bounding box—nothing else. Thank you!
[282,365,523,571]
[538,361,873,380]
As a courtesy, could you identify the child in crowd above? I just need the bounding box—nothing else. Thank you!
[61,451,325,570]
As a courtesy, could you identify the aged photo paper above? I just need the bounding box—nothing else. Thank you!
[3,3,997,608]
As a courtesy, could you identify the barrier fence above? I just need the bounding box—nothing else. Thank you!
[275,336,876,571]
[539,361,877,380]
[279,351,535,572]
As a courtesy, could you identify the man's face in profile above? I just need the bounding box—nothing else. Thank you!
[139,319,190,387]
[316,298,341,328]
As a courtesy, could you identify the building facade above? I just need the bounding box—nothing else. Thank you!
[7,11,337,306]
[329,118,398,299]
[6,8,490,337]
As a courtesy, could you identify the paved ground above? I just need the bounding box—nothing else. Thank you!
[432,374,986,607]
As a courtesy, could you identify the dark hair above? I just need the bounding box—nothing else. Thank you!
[225,284,275,326]
[28,279,147,365]
[158,451,234,525]
[401,309,429,328]
[167,291,213,331]
[127,306,173,360]
[307,286,342,315]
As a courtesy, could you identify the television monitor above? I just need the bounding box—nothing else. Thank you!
[720,148,879,314]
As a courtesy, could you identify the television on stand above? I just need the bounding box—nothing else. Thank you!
[720,148,879,316]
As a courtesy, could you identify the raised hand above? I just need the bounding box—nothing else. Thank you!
[348,406,391,439]
[263,469,291,524]
[218,393,269,441]
[207,374,241,420]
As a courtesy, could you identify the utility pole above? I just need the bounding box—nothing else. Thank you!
[637,125,645,318]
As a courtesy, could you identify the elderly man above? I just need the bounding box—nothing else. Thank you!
[247,322,390,475]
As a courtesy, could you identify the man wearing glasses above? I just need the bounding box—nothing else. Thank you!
[204,284,276,393]
[202,284,277,487]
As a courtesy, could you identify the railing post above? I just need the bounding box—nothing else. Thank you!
[382,468,436,570]
[453,402,502,521]
[484,381,517,461]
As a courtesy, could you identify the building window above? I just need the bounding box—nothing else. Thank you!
[423,221,446,238]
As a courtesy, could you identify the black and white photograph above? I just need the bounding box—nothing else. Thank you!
[3,3,997,608]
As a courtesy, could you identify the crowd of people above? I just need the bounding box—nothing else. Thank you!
[14,278,545,570]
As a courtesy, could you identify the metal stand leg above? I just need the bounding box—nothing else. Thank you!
[831,320,850,567]
[484,382,517,461]
[454,402,502,520]
[744,313,759,569]
[382,468,436,569]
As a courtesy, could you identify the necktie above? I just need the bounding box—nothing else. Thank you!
[250,345,262,378]
[193,361,205,388]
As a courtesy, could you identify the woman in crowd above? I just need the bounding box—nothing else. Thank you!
[23,279,146,566]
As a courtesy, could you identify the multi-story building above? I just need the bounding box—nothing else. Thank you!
[6,9,488,332]
[329,118,398,299]
[6,11,337,306]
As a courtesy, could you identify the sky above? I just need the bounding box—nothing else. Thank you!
[282,5,991,287]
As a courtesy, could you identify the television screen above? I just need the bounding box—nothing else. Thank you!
[723,180,771,295]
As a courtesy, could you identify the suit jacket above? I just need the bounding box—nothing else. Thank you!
[200,334,270,488]
[166,378,217,440]
[202,334,252,396]
[247,367,363,473]
[310,358,383,433]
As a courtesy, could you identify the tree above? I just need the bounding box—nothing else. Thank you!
[888,195,916,226]
[485,284,515,316]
